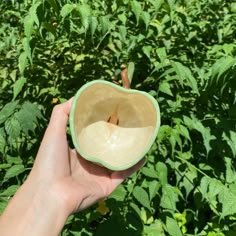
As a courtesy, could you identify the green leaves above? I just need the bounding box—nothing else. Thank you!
[13,77,26,100]
[160,185,180,210]
[15,101,43,135]
[0,101,19,125]
[23,2,41,39]
[133,186,151,211]
[156,162,168,186]
[18,52,28,75]
[131,1,142,24]
[4,164,25,181]
[0,100,43,154]
[183,115,216,154]
[60,4,75,19]
[199,176,236,218]
[5,116,21,142]
[77,4,91,31]
[166,216,183,236]
[127,62,135,83]
[171,61,199,95]
[1,0,236,235]
[0,185,19,197]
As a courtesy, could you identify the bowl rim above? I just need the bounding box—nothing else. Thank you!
[69,79,161,171]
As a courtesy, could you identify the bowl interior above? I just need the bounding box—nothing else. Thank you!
[70,81,160,170]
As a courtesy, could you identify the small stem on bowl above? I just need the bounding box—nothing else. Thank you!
[107,67,130,125]
[107,105,119,125]
[121,67,130,89]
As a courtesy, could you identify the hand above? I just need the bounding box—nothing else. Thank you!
[0,98,144,236]
[31,97,144,213]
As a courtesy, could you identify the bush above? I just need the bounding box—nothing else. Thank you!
[1,0,236,235]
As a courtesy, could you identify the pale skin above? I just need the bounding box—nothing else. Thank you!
[0,98,144,236]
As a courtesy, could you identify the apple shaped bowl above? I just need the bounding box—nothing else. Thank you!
[69,80,161,171]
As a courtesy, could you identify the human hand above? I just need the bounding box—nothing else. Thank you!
[30,98,144,214]
[0,98,144,236]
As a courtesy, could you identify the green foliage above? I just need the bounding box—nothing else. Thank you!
[1,0,236,235]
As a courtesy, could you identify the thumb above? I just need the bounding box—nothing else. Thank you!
[46,98,73,137]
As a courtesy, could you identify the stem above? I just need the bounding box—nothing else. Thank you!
[176,155,211,179]
[121,67,130,89]
[107,67,130,124]
[107,105,119,125]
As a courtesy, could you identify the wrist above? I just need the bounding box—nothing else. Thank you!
[0,177,70,236]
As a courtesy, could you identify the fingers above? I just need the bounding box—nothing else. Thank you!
[47,97,74,136]
[111,158,146,188]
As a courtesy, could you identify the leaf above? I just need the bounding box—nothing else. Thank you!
[128,62,135,84]
[5,116,21,142]
[23,2,41,38]
[148,0,164,12]
[22,37,32,64]
[0,198,8,215]
[0,128,6,153]
[222,43,234,55]
[225,157,236,184]
[4,164,25,181]
[179,168,197,198]
[89,16,98,37]
[178,124,190,140]
[131,0,142,24]
[13,77,26,100]
[157,125,172,142]
[18,52,28,75]
[159,81,173,96]
[24,15,34,39]
[172,61,199,95]
[130,202,141,217]
[183,115,216,154]
[133,186,151,211]
[222,131,236,157]
[6,155,23,165]
[169,129,183,154]
[167,0,176,11]
[156,162,168,186]
[142,166,158,179]
[142,45,152,59]
[211,57,236,83]
[118,13,127,25]
[118,25,127,42]
[142,11,150,29]
[208,179,223,200]
[149,180,160,201]
[160,185,179,210]
[218,186,236,218]
[0,164,11,169]
[77,4,91,31]
[156,47,167,63]
[0,185,19,197]
[99,15,111,35]
[166,216,183,236]
[15,101,42,135]
[109,185,127,201]
[0,101,19,125]
[60,4,75,18]
[144,219,165,235]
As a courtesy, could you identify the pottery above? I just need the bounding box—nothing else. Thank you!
[69,80,161,171]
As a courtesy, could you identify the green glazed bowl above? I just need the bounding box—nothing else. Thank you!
[69,80,161,171]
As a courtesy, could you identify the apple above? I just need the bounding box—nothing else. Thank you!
[69,80,161,171]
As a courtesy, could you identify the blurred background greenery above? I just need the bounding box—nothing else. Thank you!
[1,0,236,235]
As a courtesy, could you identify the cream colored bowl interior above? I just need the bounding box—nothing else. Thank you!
[73,82,157,168]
